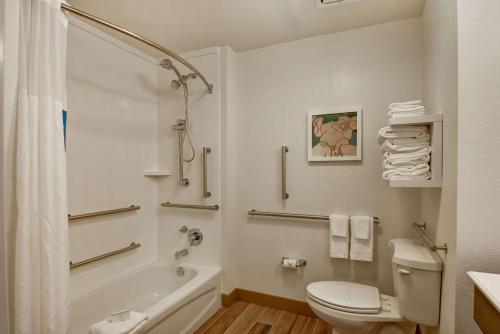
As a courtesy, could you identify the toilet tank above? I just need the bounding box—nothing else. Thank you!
[389,239,443,326]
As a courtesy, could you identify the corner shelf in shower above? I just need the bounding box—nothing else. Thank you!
[143,170,172,177]
[388,113,443,188]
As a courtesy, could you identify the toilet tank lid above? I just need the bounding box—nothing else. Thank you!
[389,239,443,271]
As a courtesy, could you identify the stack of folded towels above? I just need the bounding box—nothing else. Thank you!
[379,100,431,181]
[388,100,426,118]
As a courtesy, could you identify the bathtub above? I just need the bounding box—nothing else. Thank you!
[70,262,222,334]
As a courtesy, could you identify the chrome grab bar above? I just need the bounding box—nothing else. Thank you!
[412,222,448,253]
[161,202,219,211]
[70,242,141,269]
[203,147,211,198]
[68,205,140,221]
[281,146,289,200]
[248,209,380,224]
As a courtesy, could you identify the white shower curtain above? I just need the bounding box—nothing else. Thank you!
[15,0,69,333]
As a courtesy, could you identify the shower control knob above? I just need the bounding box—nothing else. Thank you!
[188,228,203,246]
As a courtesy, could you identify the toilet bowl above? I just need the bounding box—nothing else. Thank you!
[306,281,415,334]
[306,239,443,334]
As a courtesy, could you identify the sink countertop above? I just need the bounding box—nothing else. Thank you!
[468,271,500,312]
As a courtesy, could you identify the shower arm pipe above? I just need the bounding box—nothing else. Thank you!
[60,3,213,94]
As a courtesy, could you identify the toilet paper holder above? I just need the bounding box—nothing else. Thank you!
[282,257,307,269]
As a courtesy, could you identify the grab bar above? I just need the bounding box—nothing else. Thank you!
[68,205,141,221]
[281,146,289,200]
[248,209,380,224]
[161,202,219,211]
[413,222,448,253]
[203,147,211,198]
[70,242,141,269]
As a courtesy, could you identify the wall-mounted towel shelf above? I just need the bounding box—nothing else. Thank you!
[161,202,220,211]
[143,170,172,177]
[413,222,448,253]
[70,242,141,269]
[248,209,380,224]
[388,114,443,188]
[68,205,141,221]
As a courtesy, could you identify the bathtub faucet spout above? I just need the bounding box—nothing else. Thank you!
[175,248,189,259]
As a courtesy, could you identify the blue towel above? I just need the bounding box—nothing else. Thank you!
[62,110,67,149]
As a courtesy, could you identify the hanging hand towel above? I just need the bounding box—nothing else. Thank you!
[351,216,370,240]
[90,311,148,334]
[350,216,374,262]
[330,215,349,259]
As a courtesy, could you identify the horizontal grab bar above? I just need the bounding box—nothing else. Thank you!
[161,202,220,211]
[412,222,448,253]
[68,205,140,221]
[70,242,141,269]
[248,209,380,224]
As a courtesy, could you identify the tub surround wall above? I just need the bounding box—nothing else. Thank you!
[156,48,222,269]
[421,1,458,333]
[225,18,424,301]
[66,18,159,293]
[456,1,500,333]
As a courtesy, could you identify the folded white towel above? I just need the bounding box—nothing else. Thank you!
[384,146,431,158]
[383,155,430,169]
[330,215,349,259]
[350,217,374,262]
[389,105,425,113]
[378,126,428,139]
[387,102,426,118]
[382,163,431,180]
[381,140,430,153]
[351,216,371,240]
[388,100,422,109]
[90,311,148,334]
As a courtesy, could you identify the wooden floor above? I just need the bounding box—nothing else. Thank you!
[194,301,333,334]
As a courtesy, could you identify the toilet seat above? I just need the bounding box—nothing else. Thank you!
[306,281,381,314]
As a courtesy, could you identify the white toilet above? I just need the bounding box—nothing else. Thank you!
[306,239,443,334]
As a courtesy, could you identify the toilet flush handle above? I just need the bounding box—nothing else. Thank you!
[398,268,412,275]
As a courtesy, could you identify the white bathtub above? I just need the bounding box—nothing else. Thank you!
[70,262,221,334]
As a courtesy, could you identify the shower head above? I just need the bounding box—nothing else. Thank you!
[171,80,182,89]
[159,58,175,70]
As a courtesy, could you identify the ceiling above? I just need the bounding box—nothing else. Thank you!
[68,0,426,57]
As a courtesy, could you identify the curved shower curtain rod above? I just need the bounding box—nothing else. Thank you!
[60,3,213,94]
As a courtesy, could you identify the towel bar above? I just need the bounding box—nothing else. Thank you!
[248,209,380,224]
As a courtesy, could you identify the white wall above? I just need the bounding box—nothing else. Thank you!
[156,48,223,269]
[226,18,424,300]
[66,19,159,293]
[421,1,458,333]
[455,1,500,333]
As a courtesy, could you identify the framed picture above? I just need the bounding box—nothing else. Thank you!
[308,108,362,161]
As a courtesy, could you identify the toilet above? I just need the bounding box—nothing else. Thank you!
[306,239,443,334]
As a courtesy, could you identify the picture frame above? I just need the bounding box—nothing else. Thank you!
[308,108,362,161]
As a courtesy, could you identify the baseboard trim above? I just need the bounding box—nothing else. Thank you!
[221,288,315,317]
[221,288,238,307]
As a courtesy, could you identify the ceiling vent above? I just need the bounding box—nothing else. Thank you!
[315,0,361,9]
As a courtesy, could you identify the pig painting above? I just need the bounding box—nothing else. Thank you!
[308,110,362,161]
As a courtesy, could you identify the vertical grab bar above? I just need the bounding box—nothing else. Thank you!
[177,129,189,185]
[281,146,289,200]
[203,147,211,197]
